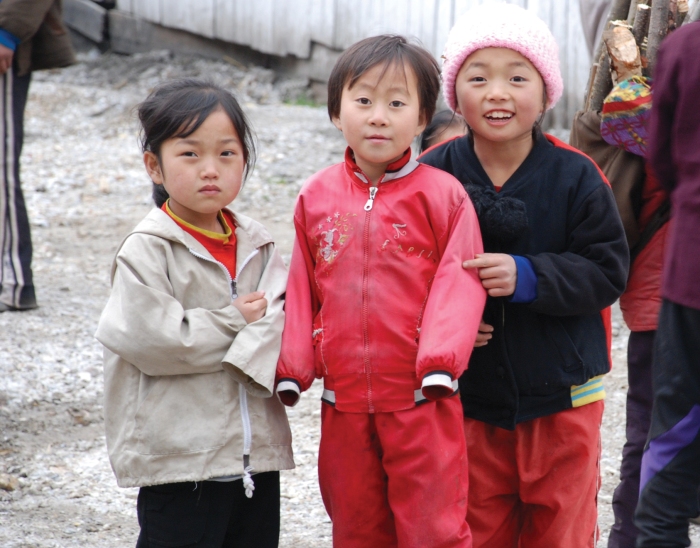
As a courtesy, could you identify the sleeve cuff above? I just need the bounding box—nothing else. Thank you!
[0,29,19,51]
[509,255,538,304]
[276,379,301,407]
[421,371,454,401]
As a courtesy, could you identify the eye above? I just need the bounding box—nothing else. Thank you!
[511,76,527,83]
[469,76,486,83]
[357,97,371,105]
[389,100,404,108]
[221,150,237,157]
[181,151,197,157]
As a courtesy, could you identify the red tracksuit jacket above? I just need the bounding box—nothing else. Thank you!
[276,149,486,413]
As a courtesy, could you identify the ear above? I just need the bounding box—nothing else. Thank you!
[144,151,163,185]
[331,116,343,132]
[415,113,428,138]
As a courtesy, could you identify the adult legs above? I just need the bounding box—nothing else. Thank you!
[635,300,700,548]
[608,330,655,548]
[0,66,35,310]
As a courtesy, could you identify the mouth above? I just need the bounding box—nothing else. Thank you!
[484,110,514,123]
[199,185,221,194]
[366,134,389,142]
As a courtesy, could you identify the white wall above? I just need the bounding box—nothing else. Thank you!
[116,0,593,129]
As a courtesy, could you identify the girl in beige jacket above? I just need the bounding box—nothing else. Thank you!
[95,79,293,548]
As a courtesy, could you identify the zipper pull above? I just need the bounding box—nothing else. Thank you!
[364,186,379,211]
[231,280,238,299]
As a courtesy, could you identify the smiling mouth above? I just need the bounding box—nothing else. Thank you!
[485,111,514,121]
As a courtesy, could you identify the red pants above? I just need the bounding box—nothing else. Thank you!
[463,401,604,548]
[318,397,471,548]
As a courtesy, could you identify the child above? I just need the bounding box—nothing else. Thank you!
[419,4,629,547]
[95,79,293,548]
[419,109,467,153]
[275,35,486,547]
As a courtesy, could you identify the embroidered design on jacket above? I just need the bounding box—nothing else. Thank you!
[314,212,357,268]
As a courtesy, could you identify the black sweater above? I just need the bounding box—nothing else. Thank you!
[420,132,629,429]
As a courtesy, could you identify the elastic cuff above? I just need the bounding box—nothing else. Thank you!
[276,379,301,407]
[421,371,454,401]
[509,255,538,304]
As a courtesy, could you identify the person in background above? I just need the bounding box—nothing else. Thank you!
[419,109,467,153]
[634,19,700,548]
[0,0,75,312]
[420,4,628,546]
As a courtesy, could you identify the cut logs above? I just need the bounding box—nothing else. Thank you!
[604,26,643,84]
[647,0,671,75]
[633,4,652,46]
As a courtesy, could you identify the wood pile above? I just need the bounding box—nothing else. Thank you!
[583,0,700,111]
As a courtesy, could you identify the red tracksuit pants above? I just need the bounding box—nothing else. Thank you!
[463,401,604,548]
[318,396,471,548]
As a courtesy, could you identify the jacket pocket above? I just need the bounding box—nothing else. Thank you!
[312,314,326,377]
[134,373,226,455]
[543,318,585,373]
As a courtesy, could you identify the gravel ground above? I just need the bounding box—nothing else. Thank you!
[0,51,697,547]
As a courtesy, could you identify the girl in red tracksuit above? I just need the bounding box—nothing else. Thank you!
[420,4,628,547]
[275,35,486,548]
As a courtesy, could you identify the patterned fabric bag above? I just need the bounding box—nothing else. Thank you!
[600,75,653,157]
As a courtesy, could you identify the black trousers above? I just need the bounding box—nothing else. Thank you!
[635,300,700,548]
[608,330,655,548]
[136,472,280,548]
[0,67,35,309]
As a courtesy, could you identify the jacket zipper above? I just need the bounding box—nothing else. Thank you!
[187,246,260,497]
[362,186,378,412]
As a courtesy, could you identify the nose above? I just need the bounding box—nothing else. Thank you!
[368,104,389,126]
[486,80,509,102]
[200,158,219,179]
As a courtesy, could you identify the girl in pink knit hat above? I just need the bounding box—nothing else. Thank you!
[420,3,629,547]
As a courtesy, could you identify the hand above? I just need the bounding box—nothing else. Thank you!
[463,253,517,297]
[0,44,13,75]
[232,291,267,323]
[474,320,494,347]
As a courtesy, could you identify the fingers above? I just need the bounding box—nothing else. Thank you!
[242,291,266,303]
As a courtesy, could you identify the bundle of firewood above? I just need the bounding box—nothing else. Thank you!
[584,0,700,111]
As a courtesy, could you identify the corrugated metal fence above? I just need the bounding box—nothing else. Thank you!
[115,0,592,130]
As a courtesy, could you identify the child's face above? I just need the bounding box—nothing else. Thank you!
[332,62,426,183]
[144,109,245,231]
[453,48,545,147]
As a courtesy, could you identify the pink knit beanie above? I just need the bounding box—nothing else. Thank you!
[442,2,563,112]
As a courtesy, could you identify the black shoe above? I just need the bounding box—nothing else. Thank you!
[0,301,38,312]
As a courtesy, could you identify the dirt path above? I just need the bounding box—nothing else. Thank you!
[0,52,696,547]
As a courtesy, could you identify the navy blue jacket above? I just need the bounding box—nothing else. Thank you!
[420,132,629,429]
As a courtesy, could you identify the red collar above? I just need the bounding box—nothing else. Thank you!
[343,147,417,185]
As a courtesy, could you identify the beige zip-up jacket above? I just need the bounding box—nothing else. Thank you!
[95,208,293,488]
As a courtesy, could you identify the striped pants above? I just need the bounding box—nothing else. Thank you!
[0,68,35,310]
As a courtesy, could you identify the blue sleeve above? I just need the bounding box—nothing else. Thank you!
[0,29,19,51]
[509,255,537,304]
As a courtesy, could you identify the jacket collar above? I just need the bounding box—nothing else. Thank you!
[111,208,273,280]
[343,147,420,185]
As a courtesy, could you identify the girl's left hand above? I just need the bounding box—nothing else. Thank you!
[462,253,517,297]
[233,291,267,323]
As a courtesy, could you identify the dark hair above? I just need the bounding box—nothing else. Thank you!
[327,35,440,126]
[419,110,467,153]
[138,79,256,207]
